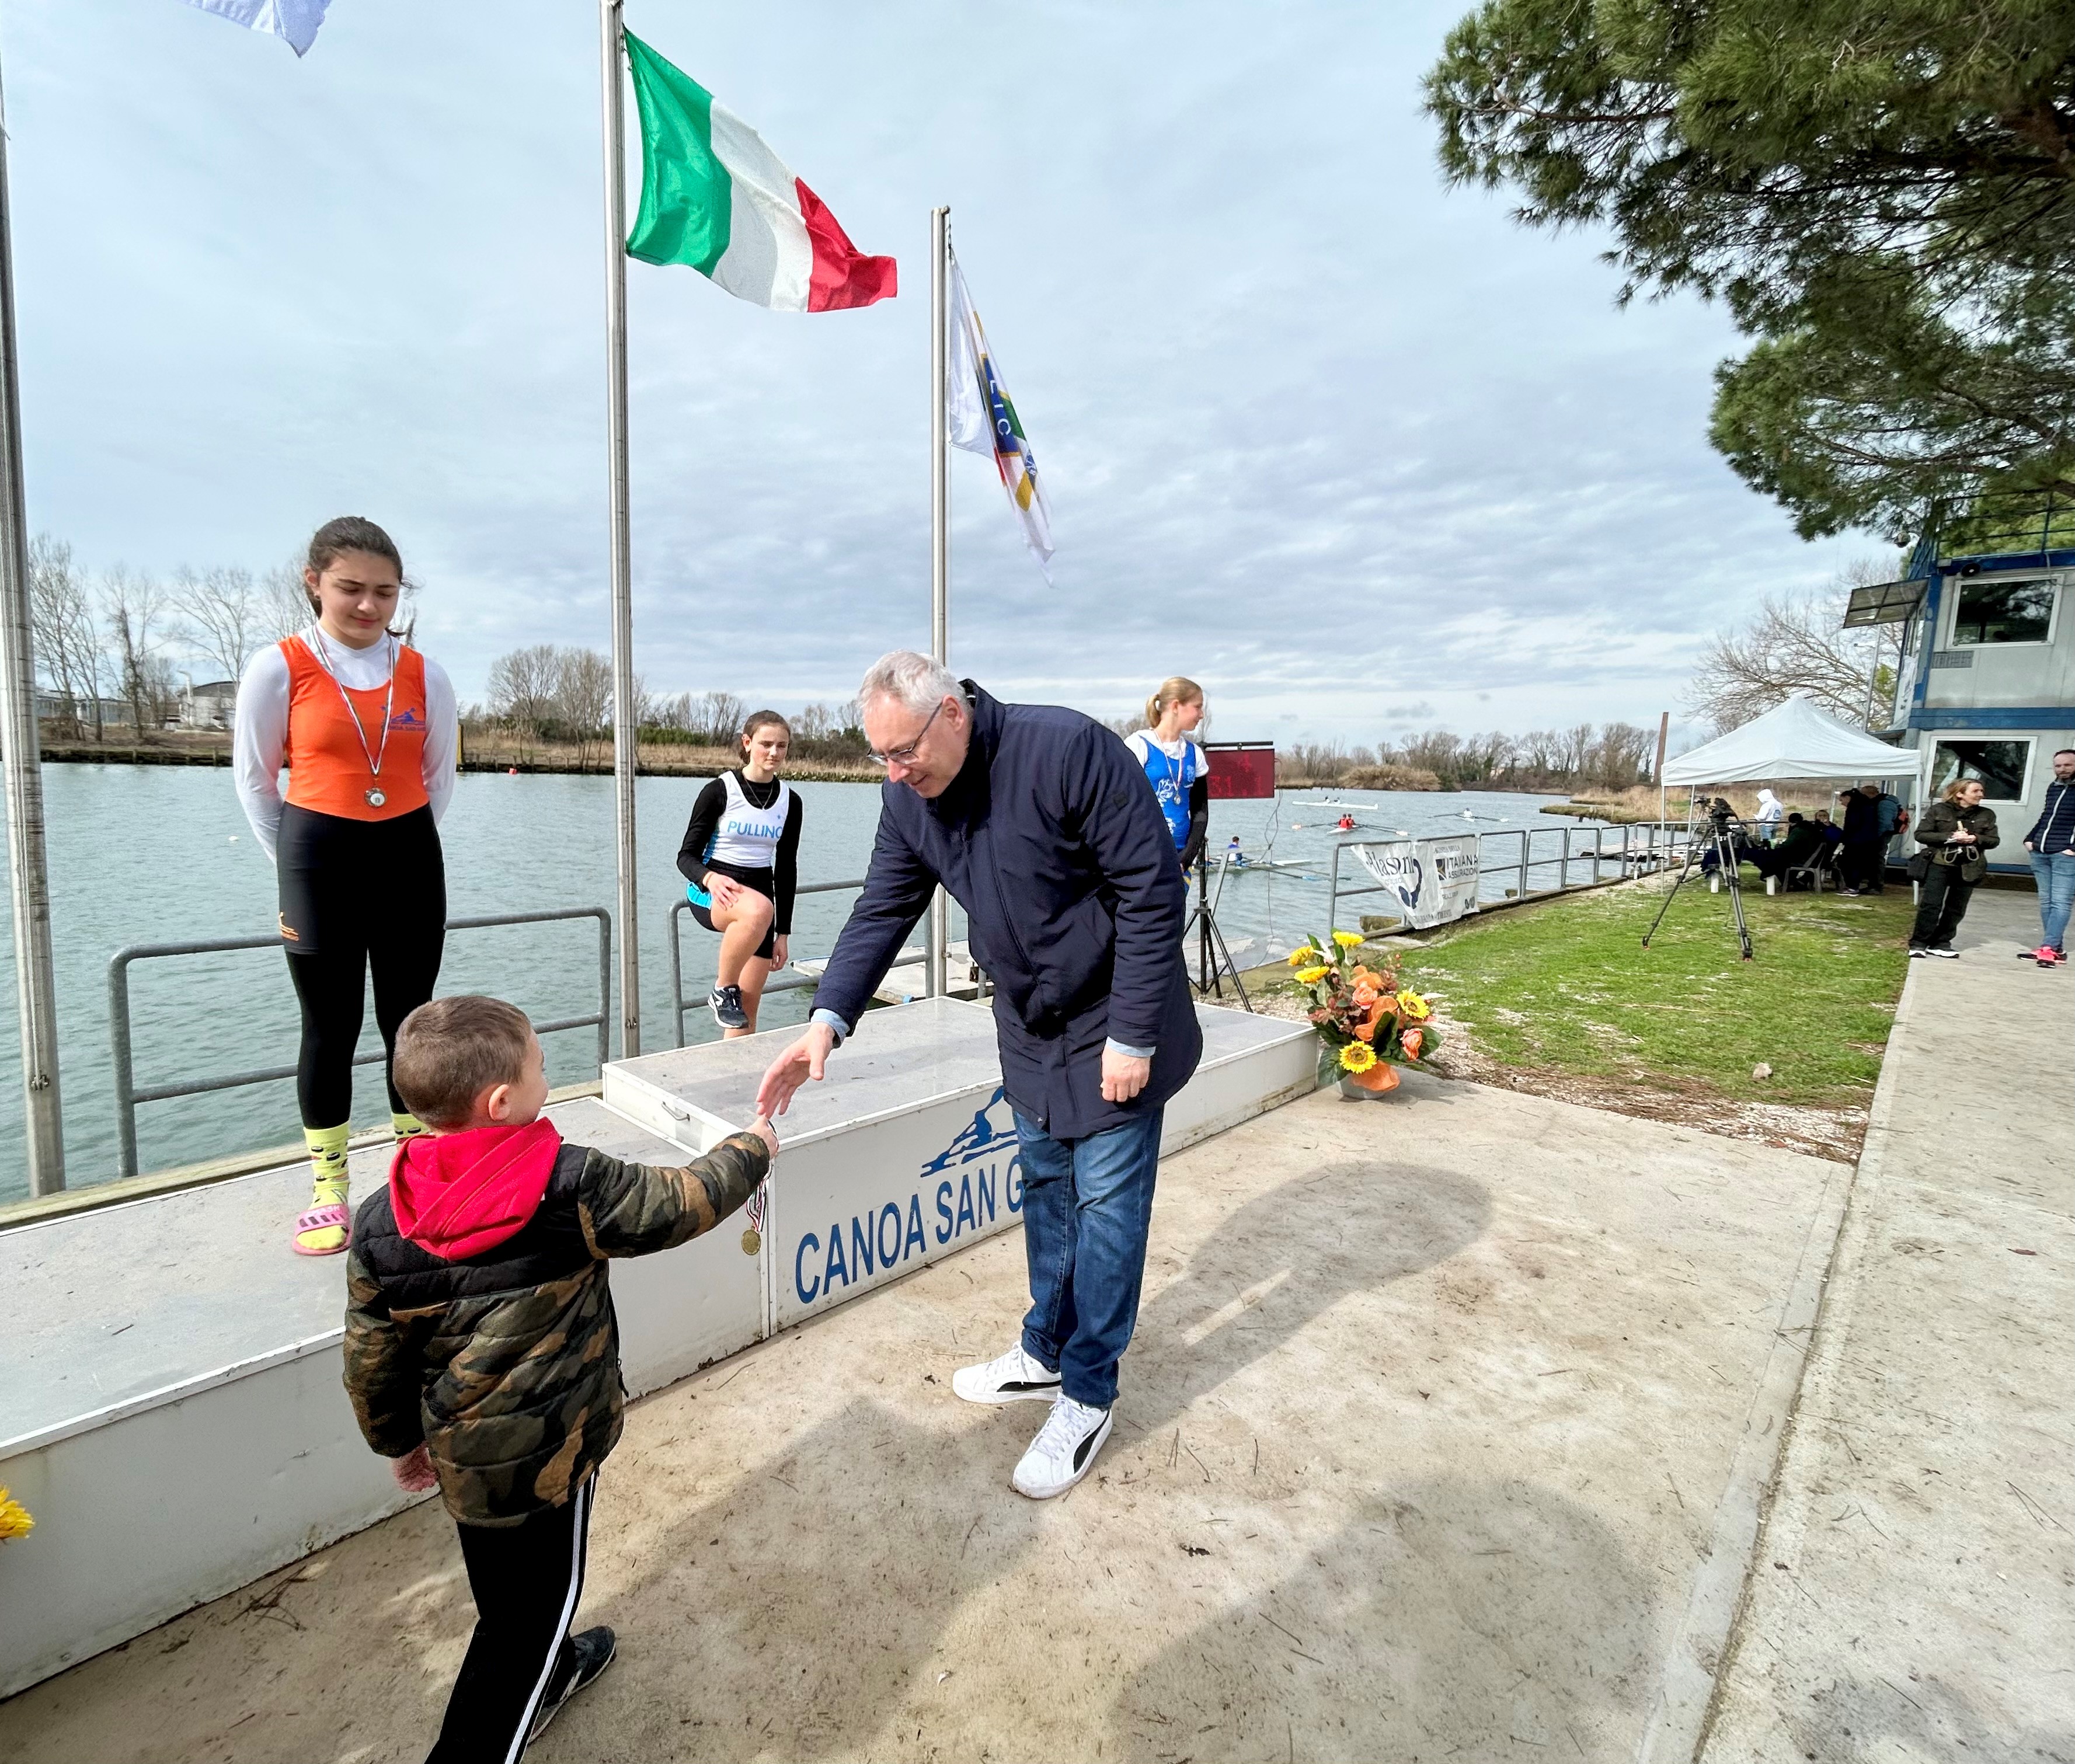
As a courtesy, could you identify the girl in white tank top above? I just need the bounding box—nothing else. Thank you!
[673,712,803,1037]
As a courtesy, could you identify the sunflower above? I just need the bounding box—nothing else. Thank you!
[1338,1041,1378,1073]
[1396,990,1431,1020]
[1331,930,1364,949]
[1296,965,1331,985]
[1287,944,1319,967]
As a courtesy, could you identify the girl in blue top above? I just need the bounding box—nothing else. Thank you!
[1124,676,1209,873]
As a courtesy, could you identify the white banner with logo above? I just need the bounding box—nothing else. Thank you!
[1351,835,1481,930]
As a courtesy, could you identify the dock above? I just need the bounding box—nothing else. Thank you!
[0,895,2066,1760]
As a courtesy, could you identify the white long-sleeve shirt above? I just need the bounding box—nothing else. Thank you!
[234,634,458,862]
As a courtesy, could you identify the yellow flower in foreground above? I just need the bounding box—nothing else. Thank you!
[1286,946,1315,967]
[1296,966,1331,985]
[1339,1041,1377,1073]
[1331,930,1363,949]
[0,1487,33,1543]
[1396,990,1431,1021]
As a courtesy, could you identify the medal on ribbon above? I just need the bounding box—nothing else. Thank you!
[740,1179,767,1256]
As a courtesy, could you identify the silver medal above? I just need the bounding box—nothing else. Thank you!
[365,787,387,808]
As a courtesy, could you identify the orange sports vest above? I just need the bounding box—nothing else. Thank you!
[281,636,431,821]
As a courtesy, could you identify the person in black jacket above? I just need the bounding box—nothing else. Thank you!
[1837,784,1887,894]
[1909,779,2000,956]
[756,651,1202,1501]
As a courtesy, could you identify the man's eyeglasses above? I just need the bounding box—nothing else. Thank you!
[868,698,947,768]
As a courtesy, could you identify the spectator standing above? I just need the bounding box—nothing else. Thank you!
[1909,779,2000,958]
[1839,784,1887,895]
[2021,748,2075,967]
[1754,789,1784,843]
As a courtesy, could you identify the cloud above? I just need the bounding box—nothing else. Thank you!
[11,0,1874,742]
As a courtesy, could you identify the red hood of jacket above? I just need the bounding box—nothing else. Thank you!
[388,1118,563,1260]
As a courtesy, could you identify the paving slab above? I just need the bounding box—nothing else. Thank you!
[1698,889,2075,1764]
[0,1068,1843,1763]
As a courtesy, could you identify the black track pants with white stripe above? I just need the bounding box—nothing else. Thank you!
[427,1476,594,1764]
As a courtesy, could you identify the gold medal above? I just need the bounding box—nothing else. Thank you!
[740,1228,762,1255]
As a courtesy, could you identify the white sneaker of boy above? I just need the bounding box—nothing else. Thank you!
[952,1342,1061,1405]
[1011,1395,1113,1500]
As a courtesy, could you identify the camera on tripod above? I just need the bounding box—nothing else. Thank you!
[1705,796,1744,834]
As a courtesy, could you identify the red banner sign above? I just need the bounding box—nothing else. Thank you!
[1204,742,1276,800]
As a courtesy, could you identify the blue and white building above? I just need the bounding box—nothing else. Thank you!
[1852,535,2075,876]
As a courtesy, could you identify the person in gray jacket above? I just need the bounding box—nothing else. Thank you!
[1909,779,2000,957]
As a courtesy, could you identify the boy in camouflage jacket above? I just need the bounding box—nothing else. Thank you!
[344,995,775,1762]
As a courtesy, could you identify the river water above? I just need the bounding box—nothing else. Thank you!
[0,768,1590,1202]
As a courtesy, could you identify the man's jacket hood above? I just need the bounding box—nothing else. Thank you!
[388,1118,563,1260]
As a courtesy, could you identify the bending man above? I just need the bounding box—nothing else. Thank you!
[756,652,1202,1499]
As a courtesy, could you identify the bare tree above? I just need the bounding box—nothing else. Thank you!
[555,647,614,772]
[486,643,562,750]
[260,557,312,642]
[1686,562,1891,733]
[29,534,102,739]
[174,564,264,682]
[101,567,171,737]
[692,689,748,747]
[794,701,835,742]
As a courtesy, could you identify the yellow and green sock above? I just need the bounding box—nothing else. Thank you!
[295,1123,352,1253]
[391,1111,428,1142]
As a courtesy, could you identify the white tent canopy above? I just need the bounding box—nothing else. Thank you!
[1660,696,1906,786]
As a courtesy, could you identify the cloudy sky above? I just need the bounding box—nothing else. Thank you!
[9,0,1876,748]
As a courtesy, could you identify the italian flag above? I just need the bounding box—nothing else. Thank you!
[624,32,897,313]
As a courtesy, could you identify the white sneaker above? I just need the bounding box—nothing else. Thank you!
[952,1343,1061,1406]
[1011,1396,1113,1500]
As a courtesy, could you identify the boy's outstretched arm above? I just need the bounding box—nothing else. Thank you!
[343,1251,427,1460]
[578,1119,777,1258]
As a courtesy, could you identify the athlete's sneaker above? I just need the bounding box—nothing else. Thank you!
[1011,1396,1113,1500]
[1927,946,1960,959]
[528,1626,617,1742]
[1909,946,1928,959]
[708,985,749,1029]
[2038,945,2063,968]
[952,1343,1061,1406]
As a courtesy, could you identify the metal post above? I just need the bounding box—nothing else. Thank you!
[600,0,640,1057]
[1517,829,1529,899]
[1654,709,1669,830]
[925,205,950,999]
[0,58,62,1194]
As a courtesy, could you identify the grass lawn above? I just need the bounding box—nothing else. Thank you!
[1387,878,1915,1112]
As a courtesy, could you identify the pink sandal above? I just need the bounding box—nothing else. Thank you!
[292,1203,351,1257]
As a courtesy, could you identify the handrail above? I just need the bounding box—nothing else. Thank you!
[1325,821,1691,932]
[665,877,866,1048]
[107,906,612,1183]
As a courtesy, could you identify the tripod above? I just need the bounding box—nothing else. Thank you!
[1641,801,1753,961]
[1182,857,1255,1009]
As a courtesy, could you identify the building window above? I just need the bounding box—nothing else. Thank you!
[1951,576,2056,645]
[1930,739,2032,803]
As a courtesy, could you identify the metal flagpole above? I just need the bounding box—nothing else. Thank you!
[925,205,949,999]
[0,55,64,1193]
[599,0,640,1056]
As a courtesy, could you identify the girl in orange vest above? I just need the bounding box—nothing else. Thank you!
[234,517,458,1254]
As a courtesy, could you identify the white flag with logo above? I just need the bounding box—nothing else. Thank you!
[177,0,331,56]
[947,257,1054,576]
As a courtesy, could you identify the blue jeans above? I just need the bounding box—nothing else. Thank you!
[2029,850,2075,951]
[1015,1106,1163,1409]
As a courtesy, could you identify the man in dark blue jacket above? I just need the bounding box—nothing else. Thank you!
[757,651,1202,1498]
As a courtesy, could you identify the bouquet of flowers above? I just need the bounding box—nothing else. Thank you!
[1286,930,1441,1092]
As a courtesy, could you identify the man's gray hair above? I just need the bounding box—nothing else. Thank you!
[859,650,962,716]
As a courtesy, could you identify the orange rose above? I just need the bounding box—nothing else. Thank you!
[1401,1026,1425,1059]
[1352,998,1391,1043]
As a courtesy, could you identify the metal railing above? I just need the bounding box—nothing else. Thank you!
[666,877,866,1048]
[1326,821,1693,933]
[107,906,612,1182]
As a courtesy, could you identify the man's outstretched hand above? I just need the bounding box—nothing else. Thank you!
[757,1023,837,1118]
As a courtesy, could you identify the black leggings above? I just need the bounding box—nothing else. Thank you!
[278,803,446,1128]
